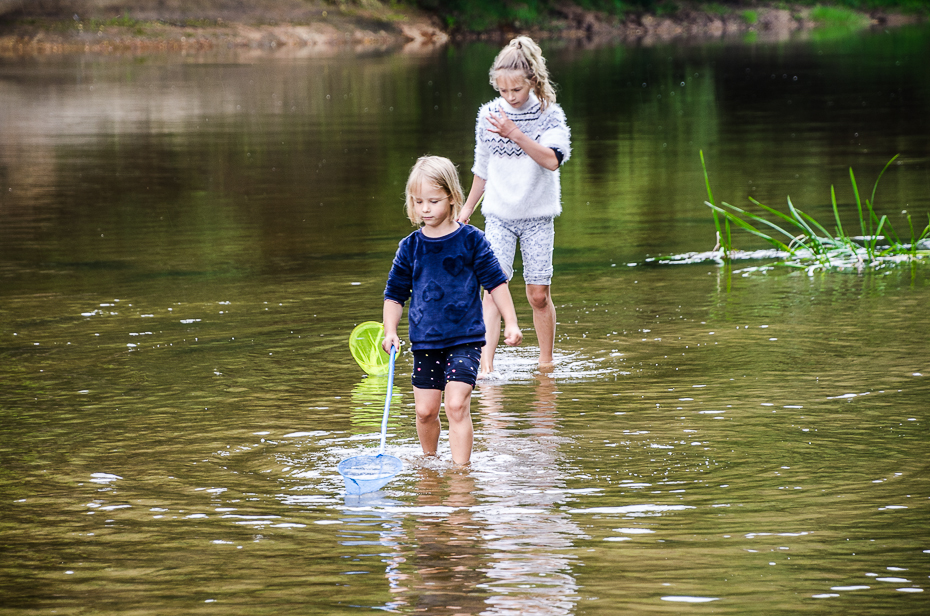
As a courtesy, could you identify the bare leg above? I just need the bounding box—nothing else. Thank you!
[526,284,555,369]
[413,387,442,456]
[443,381,475,465]
[479,289,502,376]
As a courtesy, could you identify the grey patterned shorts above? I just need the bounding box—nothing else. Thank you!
[484,214,555,286]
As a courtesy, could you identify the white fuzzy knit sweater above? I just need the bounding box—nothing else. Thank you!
[472,92,571,221]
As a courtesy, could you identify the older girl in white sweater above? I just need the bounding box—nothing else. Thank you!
[457,36,571,374]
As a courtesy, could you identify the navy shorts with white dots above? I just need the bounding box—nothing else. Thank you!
[411,343,483,390]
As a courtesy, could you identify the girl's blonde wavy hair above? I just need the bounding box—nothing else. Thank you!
[404,156,464,227]
[489,36,556,110]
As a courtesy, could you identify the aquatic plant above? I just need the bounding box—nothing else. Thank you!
[699,153,930,274]
[700,150,731,259]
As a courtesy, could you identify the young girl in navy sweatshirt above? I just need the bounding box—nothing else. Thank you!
[383,156,522,465]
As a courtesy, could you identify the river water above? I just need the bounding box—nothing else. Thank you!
[1,25,929,615]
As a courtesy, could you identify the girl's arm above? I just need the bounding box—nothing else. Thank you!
[382,300,404,354]
[487,110,560,171]
[457,175,486,224]
[488,284,523,347]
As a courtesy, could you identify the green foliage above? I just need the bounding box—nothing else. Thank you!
[742,9,758,24]
[786,0,928,10]
[702,3,731,15]
[654,1,681,16]
[573,0,637,16]
[84,14,144,30]
[700,154,930,273]
[72,13,149,35]
[408,0,679,30]
[363,0,930,15]
[700,150,730,257]
[412,0,525,31]
[809,5,870,28]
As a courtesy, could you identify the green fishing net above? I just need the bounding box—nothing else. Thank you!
[349,321,391,376]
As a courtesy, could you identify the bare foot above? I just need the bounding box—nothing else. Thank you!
[537,360,555,374]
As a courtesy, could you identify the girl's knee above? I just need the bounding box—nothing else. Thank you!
[445,403,471,424]
[415,406,440,423]
[526,285,551,309]
[443,390,473,423]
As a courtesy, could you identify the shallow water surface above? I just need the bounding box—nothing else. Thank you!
[1,26,929,615]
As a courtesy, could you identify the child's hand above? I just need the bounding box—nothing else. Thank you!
[502,324,522,347]
[382,333,402,355]
[455,203,473,225]
[487,109,519,140]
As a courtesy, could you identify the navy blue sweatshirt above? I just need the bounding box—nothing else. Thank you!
[384,223,508,351]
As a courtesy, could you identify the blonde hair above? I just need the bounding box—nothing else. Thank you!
[489,36,556,110]
[404,156,464,227]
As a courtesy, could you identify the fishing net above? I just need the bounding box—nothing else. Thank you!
[338,344,402,494]
[349,321,390,376]
[337,454,404,495]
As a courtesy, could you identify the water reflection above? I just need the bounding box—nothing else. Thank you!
[338,492,408,610]
[349,375,390,432]
[331,375,585,614]
[1,27,930,615]
[473,375,584,615]
[391,468,488,615]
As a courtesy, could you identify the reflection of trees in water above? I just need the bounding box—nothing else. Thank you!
[473,374,585,615]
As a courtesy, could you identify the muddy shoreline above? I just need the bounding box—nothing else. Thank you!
[0,3,923,57]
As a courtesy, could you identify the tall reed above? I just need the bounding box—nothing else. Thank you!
[699,153,930,272]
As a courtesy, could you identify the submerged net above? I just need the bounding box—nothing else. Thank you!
[349,321,390,376]
[337,454,403,495]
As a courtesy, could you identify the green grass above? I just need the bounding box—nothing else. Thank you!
[809,5,870,28]
[699,153,930,273]
[74,14,151,35]
[84,14,145,29]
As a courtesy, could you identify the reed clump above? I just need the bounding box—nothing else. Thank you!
[700,153,930,274]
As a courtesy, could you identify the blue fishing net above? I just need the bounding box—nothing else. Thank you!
[338,454,403,495]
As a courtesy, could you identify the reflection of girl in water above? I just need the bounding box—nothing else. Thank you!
[389,468,488,615]
[348,376,582,615]
[473,374,583,614]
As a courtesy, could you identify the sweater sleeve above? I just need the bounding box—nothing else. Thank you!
[471,229,508,291]
[471,104,491,180]
[383,238,413,306]
[538,105,571,165]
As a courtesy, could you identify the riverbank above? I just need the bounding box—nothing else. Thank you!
[0,1,924,56]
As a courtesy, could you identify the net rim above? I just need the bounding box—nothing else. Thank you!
[349,321,390,376]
